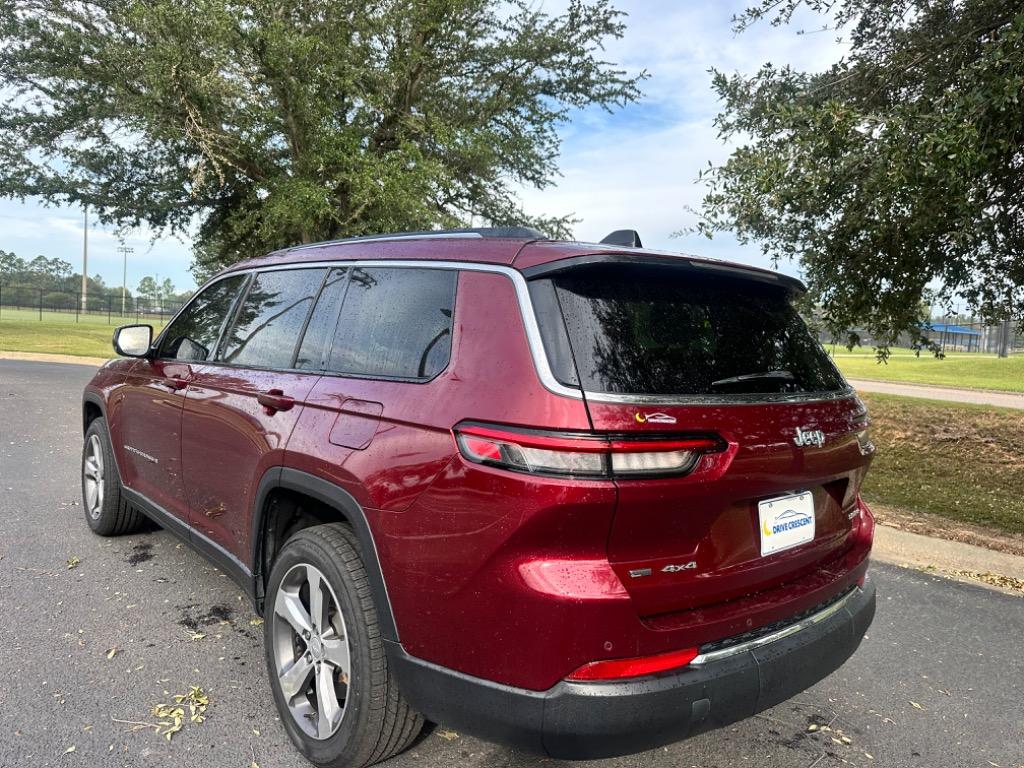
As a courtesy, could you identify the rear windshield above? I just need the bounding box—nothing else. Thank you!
[534,264,846,397]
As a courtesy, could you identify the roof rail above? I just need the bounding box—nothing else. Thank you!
[290,226,546,252]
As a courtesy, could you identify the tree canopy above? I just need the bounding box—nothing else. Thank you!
[0,0,642,279]
[695,0,1024,349]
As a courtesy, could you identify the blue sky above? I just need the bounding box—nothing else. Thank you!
[0,1,844,293]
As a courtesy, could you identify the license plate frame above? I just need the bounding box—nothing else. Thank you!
[758,492,815,556]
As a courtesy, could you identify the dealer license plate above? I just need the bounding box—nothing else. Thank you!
[759,492,815,556]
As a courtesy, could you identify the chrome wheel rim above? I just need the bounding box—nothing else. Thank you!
[271,563,351,740]
[83,434,104,519]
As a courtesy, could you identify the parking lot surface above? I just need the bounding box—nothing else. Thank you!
[1,359,1021,768]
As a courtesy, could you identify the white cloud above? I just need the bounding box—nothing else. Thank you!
[520,0,847,274]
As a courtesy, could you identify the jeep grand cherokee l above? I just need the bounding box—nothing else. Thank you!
[80,227,876,767]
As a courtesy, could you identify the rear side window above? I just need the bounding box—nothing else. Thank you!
[219,268,326,369]
[540,264,846,397]
[158,274,247,362]
[320,267,456,380]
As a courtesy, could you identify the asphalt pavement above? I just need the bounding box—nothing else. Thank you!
[1,359,1021,768]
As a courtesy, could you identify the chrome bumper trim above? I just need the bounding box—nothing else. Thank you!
[689,587,859,666]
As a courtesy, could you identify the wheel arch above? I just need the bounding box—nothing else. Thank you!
[82,391,106,434]
[251,467,399,643]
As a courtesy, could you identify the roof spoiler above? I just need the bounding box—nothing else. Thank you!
[520,253,807,293]
[599,229,642,248]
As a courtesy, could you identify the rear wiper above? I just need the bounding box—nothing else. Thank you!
[710,370,795,388]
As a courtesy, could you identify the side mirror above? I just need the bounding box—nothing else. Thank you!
[112,324,153,357]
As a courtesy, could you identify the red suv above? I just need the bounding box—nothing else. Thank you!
[81,228,875,767]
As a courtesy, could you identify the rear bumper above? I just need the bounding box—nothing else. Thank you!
[388,579,876,760]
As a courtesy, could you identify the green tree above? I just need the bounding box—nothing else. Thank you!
[0,0,643,280]
[27,255,50,285]
[0,250,25,277]
[137,276,158,302]
[693,0,1024,351]
[50,258,72,280]
[159,278,175,301]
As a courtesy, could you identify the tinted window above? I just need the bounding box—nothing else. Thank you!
[158,274,247,362]
[295,268,348,370]
[220,268,326,369]
[325,267,456,379]
[544,264,846,396]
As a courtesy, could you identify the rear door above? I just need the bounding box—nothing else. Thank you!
[180,267,327,560]
[531,261,872,617]
[286,265,459,510]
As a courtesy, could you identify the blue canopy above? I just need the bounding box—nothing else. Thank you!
[927,322,981,336]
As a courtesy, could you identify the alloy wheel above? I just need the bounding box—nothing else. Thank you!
[271,562,351,740]
[83,434,105,519]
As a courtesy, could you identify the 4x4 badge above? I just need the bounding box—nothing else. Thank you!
[793,427,826,448]
[634,411,677,425]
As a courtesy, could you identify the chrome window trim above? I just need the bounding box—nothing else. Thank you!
[202,259,854,406]
[688,587,860,666]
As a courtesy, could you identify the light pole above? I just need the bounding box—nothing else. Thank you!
[80,205,89,312]
[117,243,134,317]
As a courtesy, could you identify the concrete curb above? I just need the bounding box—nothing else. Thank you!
[0,351,108,367]
[873,524,1024,592]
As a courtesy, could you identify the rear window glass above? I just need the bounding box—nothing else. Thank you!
[541,264,846,397]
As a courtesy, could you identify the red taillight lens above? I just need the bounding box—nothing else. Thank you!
[567,647,700,681]
[454,423,724,479]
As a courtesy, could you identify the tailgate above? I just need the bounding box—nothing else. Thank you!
[589,396,870,615]
[527,258,873,617]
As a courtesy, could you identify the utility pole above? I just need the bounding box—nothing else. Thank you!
[117,243,134,317]
[80,205,89,312]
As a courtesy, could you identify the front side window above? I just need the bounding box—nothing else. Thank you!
[219,268,327,369]
[324,267,456,380]
[158,274,247,362]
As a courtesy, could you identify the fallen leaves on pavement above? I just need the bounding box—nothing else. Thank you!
[949,569,1024,594]
[112,686,210,742]
[66,555,81,569]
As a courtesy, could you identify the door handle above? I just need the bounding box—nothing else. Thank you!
[257,388,295,414]
[161,375,190,391]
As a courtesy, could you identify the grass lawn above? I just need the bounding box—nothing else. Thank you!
[860,393,1024,536]
[831,349,1024,393]
[0,309,165,357]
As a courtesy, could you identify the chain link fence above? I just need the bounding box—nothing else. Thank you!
[0,282,185,325]
[819,318,1023,356]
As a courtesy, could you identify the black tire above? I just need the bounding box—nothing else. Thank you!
[264,523,423,768]
[81,417,143,536]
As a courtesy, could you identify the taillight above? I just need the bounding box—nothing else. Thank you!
[567,647,700,681]
[851,398,875,456]
[454,423,724,479]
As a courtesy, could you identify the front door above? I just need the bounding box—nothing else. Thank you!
[116,273,249,523]
[179,267,328,561]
